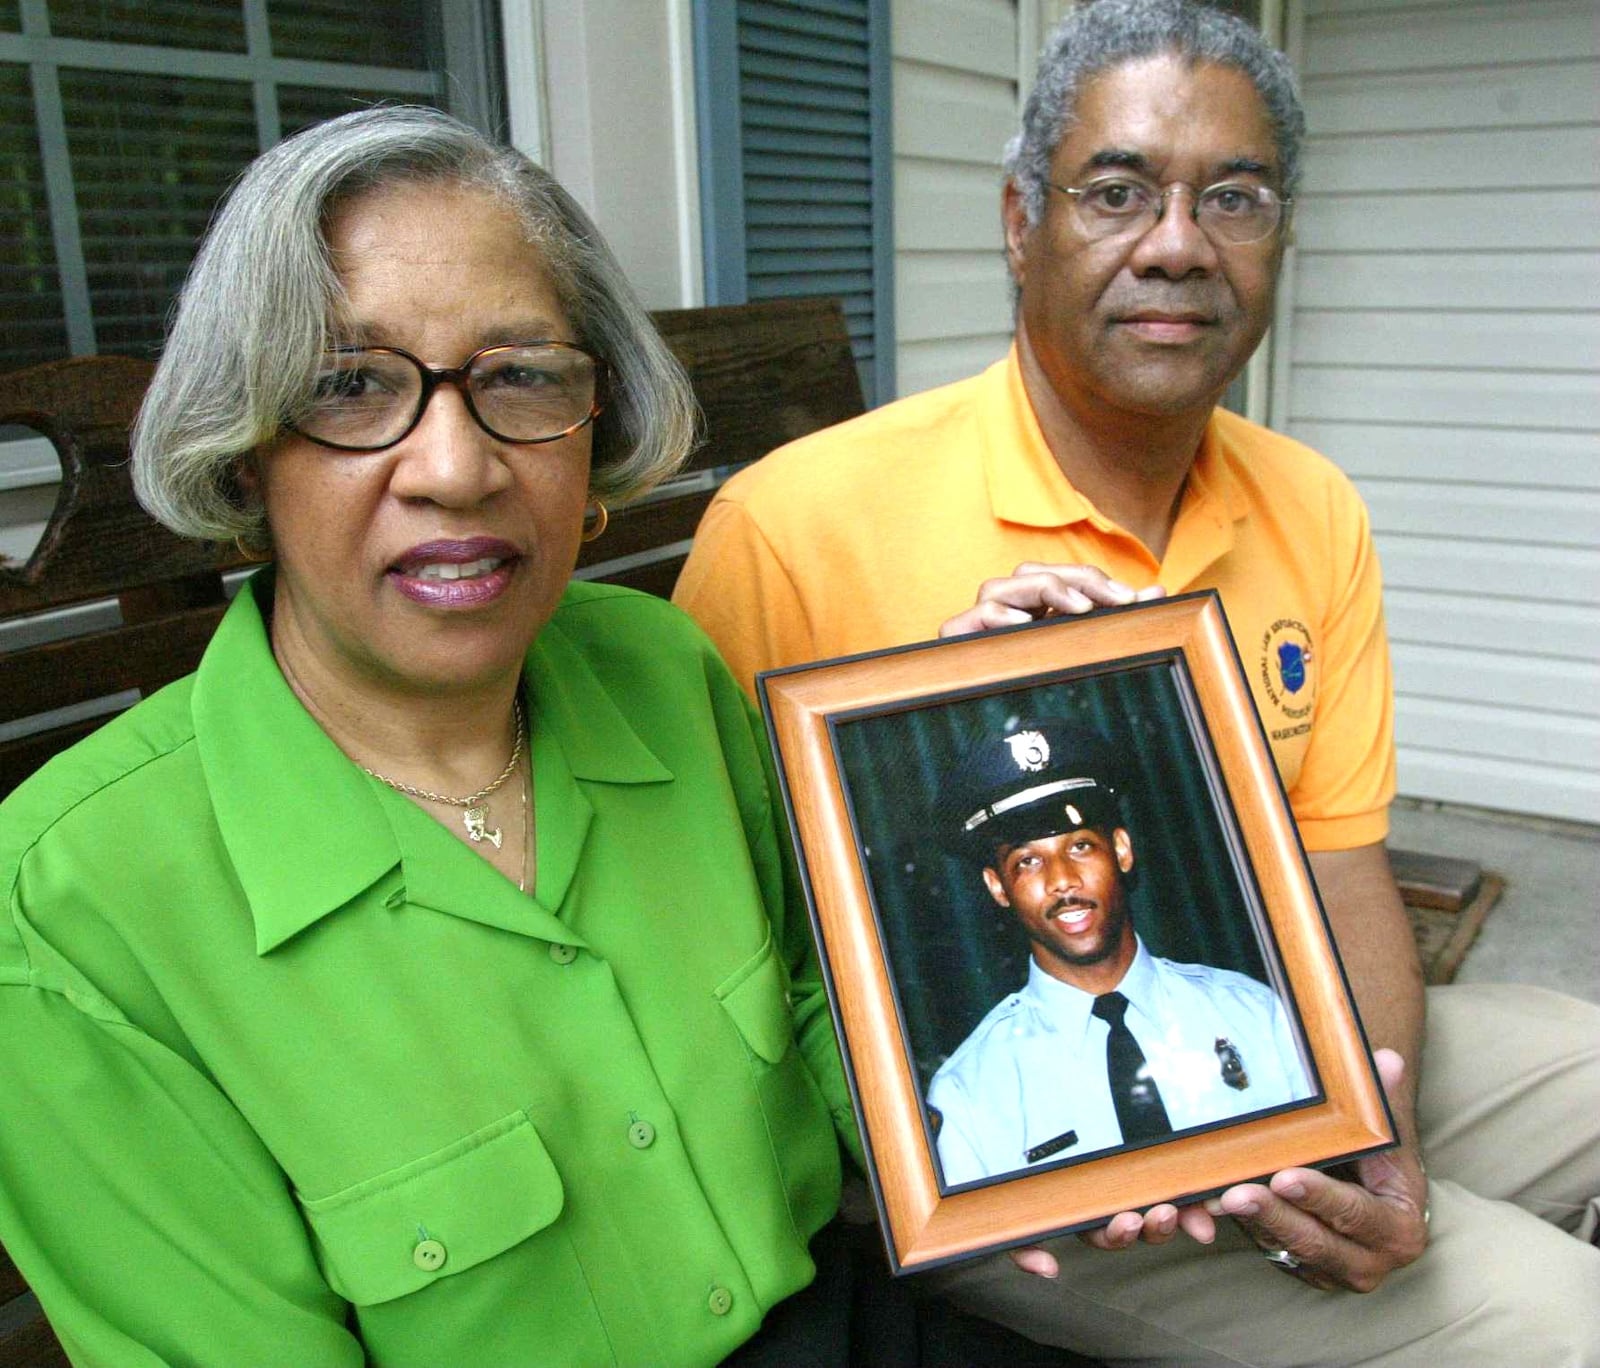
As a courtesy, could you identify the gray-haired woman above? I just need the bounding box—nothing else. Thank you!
[0,106,856,1365]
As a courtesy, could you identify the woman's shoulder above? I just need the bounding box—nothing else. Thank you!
[549,580,723,666]
[2,681,201,849]
[0,679,203,946]
[543,580,749,709]
[553,577,697,619]
[538,582,769,797]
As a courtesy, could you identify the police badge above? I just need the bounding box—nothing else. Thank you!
[1215,1037,1250,1091]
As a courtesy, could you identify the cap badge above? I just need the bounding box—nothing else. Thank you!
[1005,730,1050,773]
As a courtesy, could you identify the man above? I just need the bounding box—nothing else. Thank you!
[677,1,1599,1360]
[928,719,1312,1188]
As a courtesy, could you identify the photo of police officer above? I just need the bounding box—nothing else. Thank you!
[925,718,1315,1187]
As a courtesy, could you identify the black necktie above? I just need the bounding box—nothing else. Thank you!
[1091,990,1173,1143]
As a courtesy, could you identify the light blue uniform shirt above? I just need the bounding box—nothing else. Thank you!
[927,940,1314,1186]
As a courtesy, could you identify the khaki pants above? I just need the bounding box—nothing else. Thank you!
[931,984,1600,1367]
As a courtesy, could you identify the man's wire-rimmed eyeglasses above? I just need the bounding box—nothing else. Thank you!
[1045,175,1292,245]
[287,341,606,453]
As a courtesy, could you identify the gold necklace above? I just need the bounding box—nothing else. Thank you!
[361,695,525,849]
[517,764,531,893]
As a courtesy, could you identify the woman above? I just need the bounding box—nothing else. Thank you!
[0,107,854,1366]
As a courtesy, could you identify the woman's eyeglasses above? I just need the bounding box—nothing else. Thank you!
[288,341,606,452]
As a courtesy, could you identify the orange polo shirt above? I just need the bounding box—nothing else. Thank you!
[674,350,1395,852]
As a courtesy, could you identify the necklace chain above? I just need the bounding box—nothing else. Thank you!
[518,767,530,894]
[361,695,525,808]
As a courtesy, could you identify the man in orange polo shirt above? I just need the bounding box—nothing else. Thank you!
[677,1,1599,1361]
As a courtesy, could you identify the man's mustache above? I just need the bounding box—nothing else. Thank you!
[1103,286,1227,318]
[1044,896,1098,921]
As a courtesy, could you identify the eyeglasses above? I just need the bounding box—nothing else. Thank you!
[1045,175,1291,245]
[288,341,606,452]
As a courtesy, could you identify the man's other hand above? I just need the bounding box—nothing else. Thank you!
[1212,1048,1428,1292]
[1007,1051,1426,1286]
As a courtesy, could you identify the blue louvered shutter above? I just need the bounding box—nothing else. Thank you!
[697,0,894,405]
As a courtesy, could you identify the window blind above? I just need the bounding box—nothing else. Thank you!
[0,60,68,367]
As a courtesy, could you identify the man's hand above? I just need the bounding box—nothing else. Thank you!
[939,562,1165,638]
[1212,1048,1428,1292]
[1007,1051,1426,1286]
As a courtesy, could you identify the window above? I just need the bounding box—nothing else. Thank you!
[694,0,894,405]
[1,0,504,372]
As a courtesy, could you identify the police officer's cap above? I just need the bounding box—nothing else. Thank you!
[944,717,1124,857]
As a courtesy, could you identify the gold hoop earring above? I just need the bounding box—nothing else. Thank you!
[580,499,609,543]
[233,534,271,564]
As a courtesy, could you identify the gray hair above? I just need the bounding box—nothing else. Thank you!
[133,105,698,543]
[1005,0,1305,227]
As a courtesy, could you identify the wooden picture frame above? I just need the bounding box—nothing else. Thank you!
[758,591,1395,1274]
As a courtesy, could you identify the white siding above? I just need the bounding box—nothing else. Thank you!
[890,0,1018,396]
[1280,0,1600,822]
[541,0,700,309]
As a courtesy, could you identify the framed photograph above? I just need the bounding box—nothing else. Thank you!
[758,591,1395,1274]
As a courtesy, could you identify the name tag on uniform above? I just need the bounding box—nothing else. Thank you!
[1025,1130,1079,1163]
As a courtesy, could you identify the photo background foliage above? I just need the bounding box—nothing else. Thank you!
[831,657,1277,1093]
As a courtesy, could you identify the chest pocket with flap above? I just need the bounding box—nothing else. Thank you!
[714,930,794,1065]
[298,1110,564,1306]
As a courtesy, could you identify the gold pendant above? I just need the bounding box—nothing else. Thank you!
[464,805,503,849]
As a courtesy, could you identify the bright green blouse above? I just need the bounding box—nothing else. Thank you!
[0,577,854,1367]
